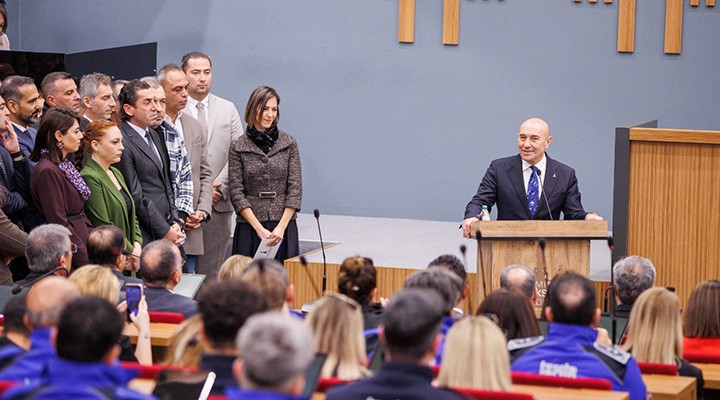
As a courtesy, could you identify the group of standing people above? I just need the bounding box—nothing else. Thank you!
[0,50,302,282]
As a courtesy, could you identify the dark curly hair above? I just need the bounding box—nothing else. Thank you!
[338,256,377,306]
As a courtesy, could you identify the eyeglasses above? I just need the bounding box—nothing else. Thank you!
[69,243,77,254]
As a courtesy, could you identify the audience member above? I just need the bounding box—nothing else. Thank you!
[0,75,42,159]
[2,296,155,399]
[307,292,371,380]
[683,280,720,356]
[115,79,185,246]
[240,259,294,314]
[327,289,463,400]
[0,276,79,381]
[437,315,512,391]
[182,51,243,280]
[78,72,115,131]
[15,224,73,287]
[476,288,540,340]
[428,254,468,302]
[623,287,704,399]
[140,239,197,319]
[0,3,9,50]
[613,255,656,317]
[158,63,213,274]
[217,254,253,282]
[509,272,646,400]
[40,72,81,116]
[0,294,30,370]
[500,263,537,305]
[338,256,383,354]
[86,225,143,291]
[80,120,144,269]
[197,280,268,394]
[227,313,315,400]
[29,108,93,268]
[110,80,127,126]
[161,314,205,368]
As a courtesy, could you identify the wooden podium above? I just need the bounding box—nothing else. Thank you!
[470,220,607,312]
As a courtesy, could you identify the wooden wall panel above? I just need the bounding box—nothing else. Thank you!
[664,0,684,54]
[708,0,716,6]
[617,0,637,53]
[443,0,460,45]
[398,0,415,43]
[690,0,700,6]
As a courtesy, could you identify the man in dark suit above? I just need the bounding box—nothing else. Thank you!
[139,239,198,319]
[461,118,602,237]
[78,72,116,131]
[0,75,42,160]
[115,79,185,246]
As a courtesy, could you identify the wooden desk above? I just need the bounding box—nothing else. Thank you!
[694,363,720,390]
[514,384,629,400]
[123,322,178,347]
[643,374,696,400]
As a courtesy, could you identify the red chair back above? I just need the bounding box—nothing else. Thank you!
[683,352,720,364]
[511,371,612,390]
[453,387,534,400]
[148,311,184,324]
[316,377,352,393]
[637,362,678,375]
[206,396,228,400]
[119,362,197,380]
[0,380,16,395]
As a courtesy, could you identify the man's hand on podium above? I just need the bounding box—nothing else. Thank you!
[460,217,479,238]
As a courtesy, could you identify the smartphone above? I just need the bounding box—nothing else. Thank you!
[126,283,143,322]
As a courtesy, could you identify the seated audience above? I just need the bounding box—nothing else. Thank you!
[683,280,720,356]
[428,254,468,305]
[217,254,253,282]
[0,294,30,370]
[623,287,704,399]
[161,315,205,368]
[197,280,268,395]
[337,256,383,354]
[86,225,143,294]
[509,272,646,400]
[3,296,155,400]
[326,289,464,400]
[476,288,540,340]
[14,224,73,288]
[307,292,371,380]
[226,313,316,400]
[613,255,656,317]
[240,259,294,314]
[437,315,512,391]
[140,239,198,319]
[69,264,151,365]
[499,264,537,305]
[0,277,79,381]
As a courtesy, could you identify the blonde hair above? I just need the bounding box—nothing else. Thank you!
[218,255,253,282]
[437,316,512,391]
[69,264,120,304]
[162,314,206,368]
[622,287,682,364]
[306,292,370,380]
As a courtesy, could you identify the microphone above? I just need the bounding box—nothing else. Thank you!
[538,238,550,290]
[536,169,553,220]
[475,230,487,298]
[12,266,69,294]
[313,209,328,294]
[299,256,321,298]
[459,244,467,271]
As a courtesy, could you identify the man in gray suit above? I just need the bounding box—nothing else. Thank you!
[140,239,198,319]
[115,79,185,246]
[182,52,243,280]
[158,64,213,274]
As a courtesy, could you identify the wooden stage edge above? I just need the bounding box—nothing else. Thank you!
[285,259,611,315]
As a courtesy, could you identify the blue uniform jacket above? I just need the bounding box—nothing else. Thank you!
[225,387,309,400]
[0,328,54,384]
[509,322,646,400]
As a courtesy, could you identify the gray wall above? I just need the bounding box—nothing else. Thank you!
[14,1,720,226]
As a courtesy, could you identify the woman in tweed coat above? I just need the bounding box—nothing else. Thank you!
[229,86,301,261]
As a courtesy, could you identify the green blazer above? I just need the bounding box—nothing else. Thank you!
[81,158,143,252]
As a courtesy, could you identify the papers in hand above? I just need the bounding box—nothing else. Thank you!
[254,238,282,259]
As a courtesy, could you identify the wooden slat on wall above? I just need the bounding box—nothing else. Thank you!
[605,0,614,3]
[617,0,637,53]
[443,0,460,45]
[708,0,716,6]
[690,0,700,6]
[664,0,684,54]
[398,0,415,43]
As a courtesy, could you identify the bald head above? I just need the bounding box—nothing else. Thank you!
[499,264,536,302]
[26,276,80,329]
[517,117,552,165]
[546,272,596,326]
[139,239,182,287]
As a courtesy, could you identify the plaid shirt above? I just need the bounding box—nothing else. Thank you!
[159,118,194,217]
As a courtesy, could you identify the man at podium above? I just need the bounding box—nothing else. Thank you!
[461,118,601,238]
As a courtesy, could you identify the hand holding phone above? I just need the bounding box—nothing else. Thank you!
[125,283,143,322]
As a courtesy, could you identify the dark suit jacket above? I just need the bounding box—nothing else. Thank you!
[465,154,588,221]
[81,158,143,252]
[115,122,178,245]
[0,147,31,223]
[142,286,198,320]
[29,156,93,268]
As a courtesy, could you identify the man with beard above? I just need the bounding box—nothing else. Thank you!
[0,76,43,159]
[40,72,81,116]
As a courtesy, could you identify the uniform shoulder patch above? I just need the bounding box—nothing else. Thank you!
[591,342,631,365]
[508,335,544,351]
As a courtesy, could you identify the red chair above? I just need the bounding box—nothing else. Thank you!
[511,371,612,390]
[148,311,184,324]
[120,362,197,380]
[431,365,440,377]
[637,362,678,375]
[452,387,534,400]
[316,377,352,393]
[206,396,228,400]
[0,380,16,395]
[683,352,720,364]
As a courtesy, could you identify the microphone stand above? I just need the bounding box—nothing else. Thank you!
[607,236,617,344]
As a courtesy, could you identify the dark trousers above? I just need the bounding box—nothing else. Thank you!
[232,219,299,262]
